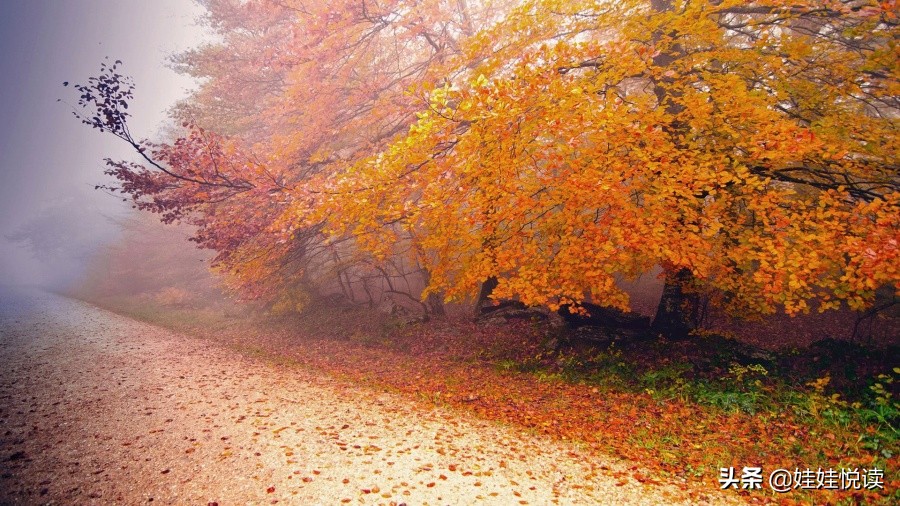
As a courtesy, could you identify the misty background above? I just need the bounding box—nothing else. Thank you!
[0,0,207,289]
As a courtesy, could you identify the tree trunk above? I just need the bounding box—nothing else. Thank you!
[650,268,698,339]
[413,263,446,318]
[473,276,499,317]
[645,0,696,339]
[426,292,446,317]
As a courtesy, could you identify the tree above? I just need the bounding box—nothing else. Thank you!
[75,0,504,314]
[78,0,898,336]
[317,0,898,333]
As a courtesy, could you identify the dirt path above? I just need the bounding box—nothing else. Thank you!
[0,288,726,505]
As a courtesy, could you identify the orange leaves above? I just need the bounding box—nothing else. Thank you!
[314,0,898,317]
[87,0,898,319]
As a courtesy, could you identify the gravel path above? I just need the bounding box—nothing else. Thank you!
[0,288,728,505]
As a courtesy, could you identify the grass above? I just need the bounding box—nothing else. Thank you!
[555,340,898,454]
[519,340,898,500]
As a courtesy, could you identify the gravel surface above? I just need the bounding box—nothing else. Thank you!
[0,288,734,505]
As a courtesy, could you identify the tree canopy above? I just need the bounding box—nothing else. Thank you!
[77,0,899,326]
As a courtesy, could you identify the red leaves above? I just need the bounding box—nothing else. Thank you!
[75,0,899,495]
[159,301,895,503]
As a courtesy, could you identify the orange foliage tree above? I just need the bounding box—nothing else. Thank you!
[78,0,898,333]
[312,0,898,334]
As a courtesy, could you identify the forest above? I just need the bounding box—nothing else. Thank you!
[67,0,897,503]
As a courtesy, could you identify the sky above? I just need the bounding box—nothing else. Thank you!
[0,0,208,287]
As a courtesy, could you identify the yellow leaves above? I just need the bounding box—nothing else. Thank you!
[182,0,899,318]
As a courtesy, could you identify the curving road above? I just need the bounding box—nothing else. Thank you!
[0,288,721,505]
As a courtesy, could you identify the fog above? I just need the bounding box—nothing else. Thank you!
[0,1,207,289]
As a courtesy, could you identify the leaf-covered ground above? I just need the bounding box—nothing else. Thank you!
[83,295,898,505]
[1,289,709,505]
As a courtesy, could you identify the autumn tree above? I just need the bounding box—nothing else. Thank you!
[317,0,898,335]
[78,0,897,337]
